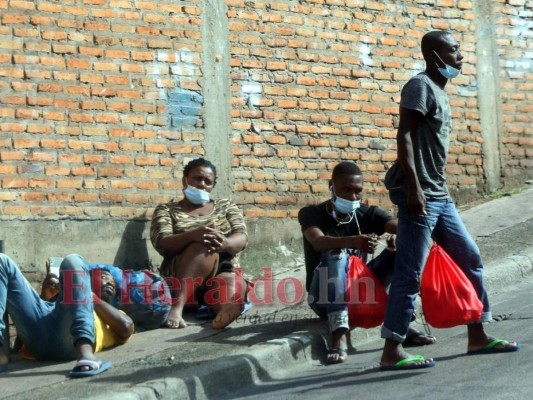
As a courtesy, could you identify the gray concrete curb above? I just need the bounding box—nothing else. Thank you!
[483,249,533,295]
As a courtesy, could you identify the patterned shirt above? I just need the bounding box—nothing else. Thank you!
[150,199,247,275]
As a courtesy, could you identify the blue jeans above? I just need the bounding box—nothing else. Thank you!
[381,192,492,343]
[308,248,395,322]
[0,253,95,360]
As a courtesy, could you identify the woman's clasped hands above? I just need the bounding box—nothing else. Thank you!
[194,224,227,254]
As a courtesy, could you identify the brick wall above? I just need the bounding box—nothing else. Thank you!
[0,0,206,221]
[0,0,531,271]
[494,0,533,186]
[227,0,531,215]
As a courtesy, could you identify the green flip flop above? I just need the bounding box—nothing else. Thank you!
[467,339,521,355]
[380,355,435,371]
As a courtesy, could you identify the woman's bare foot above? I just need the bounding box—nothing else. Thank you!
[212,303,242,329]
[165,305,188,329]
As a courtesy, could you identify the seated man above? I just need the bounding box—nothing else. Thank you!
[298,161,435,364]
[0,253,134,378]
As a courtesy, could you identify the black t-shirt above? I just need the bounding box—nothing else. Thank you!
[298,201,393,291]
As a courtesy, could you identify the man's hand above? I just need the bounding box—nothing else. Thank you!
[407,187,427,215]
[386,235,396,252]
[41,273,60,301]
[354,235,378,254]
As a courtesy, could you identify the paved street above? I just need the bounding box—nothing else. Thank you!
[226,274,533,400]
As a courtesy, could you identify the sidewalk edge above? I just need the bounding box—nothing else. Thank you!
[84,332,323,400]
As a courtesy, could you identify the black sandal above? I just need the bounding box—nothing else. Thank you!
[404,328,437,347]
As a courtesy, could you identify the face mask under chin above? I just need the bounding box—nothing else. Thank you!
[331,187,360,214]
[433,50,460,79]
[184,185,210,205]
[437,64,460,79]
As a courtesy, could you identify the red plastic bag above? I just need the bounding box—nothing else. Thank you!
[420,244,483,328]
[346,255,388,328]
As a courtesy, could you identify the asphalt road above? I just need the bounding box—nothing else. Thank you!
[225,274,533,400]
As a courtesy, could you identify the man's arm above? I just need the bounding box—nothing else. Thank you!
[303,226,378,254]
[93,294,134,340]
[383,219,397,235]
[397,107,426,215]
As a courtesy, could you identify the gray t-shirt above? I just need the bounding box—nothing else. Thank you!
[385,72,452,199]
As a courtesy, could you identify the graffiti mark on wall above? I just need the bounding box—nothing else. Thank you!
[168,89,203,129]
[152,50,204,130]
[359,43,373,66]
[241,82,263,112]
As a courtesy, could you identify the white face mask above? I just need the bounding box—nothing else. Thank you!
[183,185,210,205]
[433,50,460,79]
[331,187,360,215]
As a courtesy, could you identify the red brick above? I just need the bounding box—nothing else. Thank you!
[21,192,46,202]
[0,191,17,201]
[13,138,39,148]
[244,208,266,218]
[101,193,123,203]
[3,206,30,215]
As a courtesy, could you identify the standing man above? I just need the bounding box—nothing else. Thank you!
[380,30,519,370]
[298,161,435,364]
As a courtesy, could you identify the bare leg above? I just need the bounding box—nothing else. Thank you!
[211,272,248,329]
[74,339,97,371]
[166,243,218,329]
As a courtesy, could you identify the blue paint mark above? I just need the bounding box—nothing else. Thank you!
[172,116,200,127]
[180,106,202,116]
[169,89,203,129]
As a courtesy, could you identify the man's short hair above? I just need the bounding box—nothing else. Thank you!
[332,161,362,179]
[90,268,113,281]
[421,30,453,59]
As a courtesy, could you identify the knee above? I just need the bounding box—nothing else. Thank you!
[187,242,208,252]
[179,243,219,269]
[320,249,348,268]
[0,253,14,273]
[59,254,87,272]
[377,249,396,266]
[465,246,482,268]
[182,242,215,261]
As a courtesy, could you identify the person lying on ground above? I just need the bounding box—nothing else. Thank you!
[298,161,436,364]
[0,253,134,378]
[150,157,249,329]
